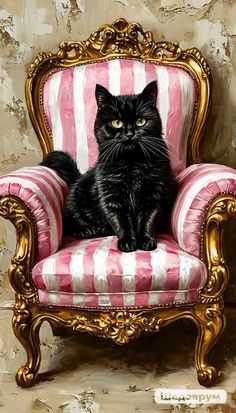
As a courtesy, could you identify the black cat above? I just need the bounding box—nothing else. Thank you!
[41,81,176,252]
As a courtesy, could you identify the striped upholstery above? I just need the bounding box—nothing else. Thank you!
[0,166,68,261]
[171,164,236,258]
[32,233,207,308]
[43,59,196,176]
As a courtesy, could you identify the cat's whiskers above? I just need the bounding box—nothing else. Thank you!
[99,142,122,166]
[99,144,117,165]
[141,141,170,160]
[138,141,151,160]
[109,142,121,163]
[141,137,178,161]
[141,142,162,158]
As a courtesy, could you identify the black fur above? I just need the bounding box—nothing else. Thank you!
[41,81,176,252]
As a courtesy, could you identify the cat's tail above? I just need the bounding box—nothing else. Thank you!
[40,150,81,186]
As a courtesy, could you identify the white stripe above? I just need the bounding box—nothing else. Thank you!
[72,294,85,306]
[48,72,63,150]
[156,66,169,140]
[41,257,58,292]
[121,251,136,306]
[108,59,121,95]
[98,294,112,306]
[1,176,58,252]
[150,244,168,290]
[173,291,189,304]
[133,60,146,94]
[70,239,90,293]
[177,171,236,248]
[74,65,89,173]
[148,292,162,306]
[93,237,113,296]
[173,254,191,303]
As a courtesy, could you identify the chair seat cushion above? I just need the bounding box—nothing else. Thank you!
[32,234,207,309]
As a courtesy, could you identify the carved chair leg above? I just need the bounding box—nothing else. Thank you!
[13,314,43,388]
[194,303,225,387]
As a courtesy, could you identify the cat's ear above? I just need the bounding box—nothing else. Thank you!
[139,81,158,106]
[95,84,113,110]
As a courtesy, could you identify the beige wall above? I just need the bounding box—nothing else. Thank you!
[1,0,236,301]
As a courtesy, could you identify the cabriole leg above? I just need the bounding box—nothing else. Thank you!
[13,308,43,388]
[194,303,225,387]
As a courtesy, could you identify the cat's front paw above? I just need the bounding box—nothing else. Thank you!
[118,236,137,252]
[138,235,157,251]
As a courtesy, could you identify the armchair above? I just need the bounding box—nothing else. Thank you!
[1,18,236,388]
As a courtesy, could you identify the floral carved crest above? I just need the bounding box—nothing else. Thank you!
[27,18,210,78]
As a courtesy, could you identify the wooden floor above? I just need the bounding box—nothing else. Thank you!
[0,302,236,413]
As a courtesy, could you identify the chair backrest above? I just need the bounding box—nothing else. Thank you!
[26,18,212,176]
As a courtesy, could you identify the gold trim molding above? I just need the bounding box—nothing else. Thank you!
[0,196,37,298]
[201,194,236,303]
[13,301,225,388]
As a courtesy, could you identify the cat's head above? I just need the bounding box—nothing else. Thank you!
[94,81,164,162]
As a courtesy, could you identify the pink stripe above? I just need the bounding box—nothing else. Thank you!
[84,62,110,167]
[58,69,77,160]
[159,247,180,305]
[188,265,204,302]
[32,262,47,290]
[145,62,160,107]
[43,77,53,130]
[55,249,73,294]
[120,59,134,94]
[166,68,183,173]
[135,251,152,306]
[106,237,124,306]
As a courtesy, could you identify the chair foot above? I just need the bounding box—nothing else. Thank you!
[197,366,221,387]
[16,366,38,388]
[194,303,225,387]
[13,312,43,388]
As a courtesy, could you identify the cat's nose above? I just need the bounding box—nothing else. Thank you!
[126,131,134,140]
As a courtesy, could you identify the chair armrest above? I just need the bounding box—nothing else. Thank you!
[171,163,236,258]
[0,166,68,261]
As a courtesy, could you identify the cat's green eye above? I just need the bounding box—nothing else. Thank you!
[111,119,123,128]
[135,118,146,127]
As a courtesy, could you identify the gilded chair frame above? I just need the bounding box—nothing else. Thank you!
[1,18,236,388]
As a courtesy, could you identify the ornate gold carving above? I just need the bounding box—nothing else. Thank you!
[28,51,54,79]
[0,196,37,297]
[13,300,43,387]
[68,310,163,344]
[201,194,236,303]
[193,302,225,387]
[58,19,182,61]
[185,47,211,77]
[10,302,223,387]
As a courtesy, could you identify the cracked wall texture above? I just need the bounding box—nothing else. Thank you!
[1,0,236,302]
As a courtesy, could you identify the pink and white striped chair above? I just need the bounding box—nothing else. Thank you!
[1,18,236,387]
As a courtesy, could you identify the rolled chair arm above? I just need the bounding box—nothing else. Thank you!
[171,163,236,302]
[0,166,68,262]
[171,163,236,259]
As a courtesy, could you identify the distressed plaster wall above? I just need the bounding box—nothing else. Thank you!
[1,0,236,302]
